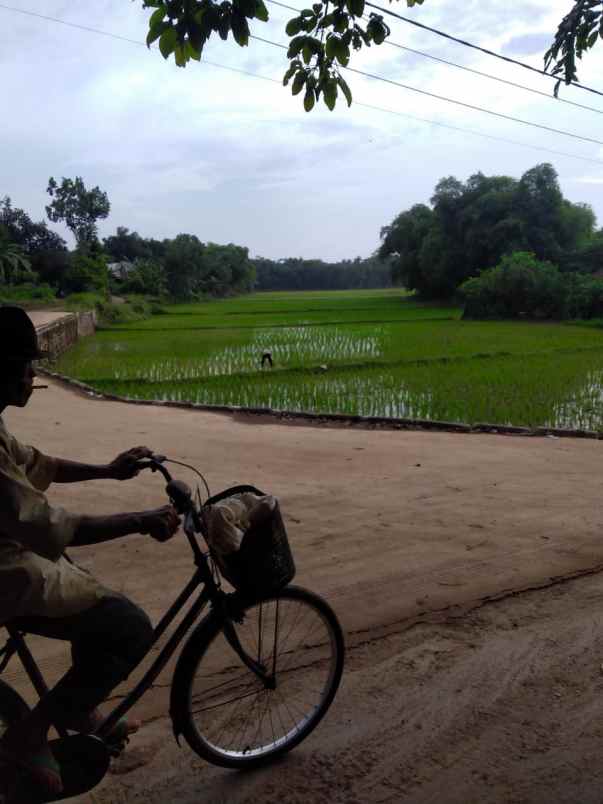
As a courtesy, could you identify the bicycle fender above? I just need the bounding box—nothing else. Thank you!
[169,609,223,745]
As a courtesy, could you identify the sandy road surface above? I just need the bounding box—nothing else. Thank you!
[4,378,603,802]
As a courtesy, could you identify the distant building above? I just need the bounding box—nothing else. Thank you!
[107,261,134,281]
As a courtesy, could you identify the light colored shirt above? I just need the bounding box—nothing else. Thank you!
[0,417,105,626]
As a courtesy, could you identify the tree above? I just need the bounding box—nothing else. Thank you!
[164,233,207,299]
[103,227,153,262]
[379,204,433,290]
[141,1,590,112]
[62,249,108,294]
[545,1,603,90]
[0,225,35,285]
[119,258,168,296]
[46,177,110,248]
[0,196,69,288]
[0,196,66,254]
[378,163,599,298]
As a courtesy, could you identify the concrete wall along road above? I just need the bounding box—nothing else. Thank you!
[35,311,97,359]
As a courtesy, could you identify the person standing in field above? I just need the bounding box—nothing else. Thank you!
[261,350,273,368]
[0,306,181,796]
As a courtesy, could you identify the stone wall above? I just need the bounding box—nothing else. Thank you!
[37,311,97,359]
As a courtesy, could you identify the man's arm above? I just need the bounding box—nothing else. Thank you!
[52,459,114,483]
[71,506,181,546]
[52,446,153,484]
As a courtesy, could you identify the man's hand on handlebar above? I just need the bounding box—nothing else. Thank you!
[139,505,182,542]
[108,446,154,481]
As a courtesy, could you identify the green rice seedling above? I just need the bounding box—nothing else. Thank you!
[54,290,603,430]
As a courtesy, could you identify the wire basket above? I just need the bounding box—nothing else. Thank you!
[202,485,296,599]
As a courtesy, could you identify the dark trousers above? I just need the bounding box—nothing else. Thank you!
[11,595,154,723]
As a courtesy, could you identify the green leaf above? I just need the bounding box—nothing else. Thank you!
[174,44,187,67]
[286,17,303,36]
[351,0,365,16]
[334,11,348,33]
[159,26,178,58]
[149,7,167,28]
[237,0,257,18]
[325,34,339,59]
[185,39,202,61]
[283,63,298,85]
[323,77,337,109]
[372,21,386,44]
[287,35,306,58]
[303,44,313,63]
[218,14,231,40]
[318,12,334,28]
[312,3,323,13]
[292,70,307,95]
[231,12,250,46]
[304,88,315,111]
[335,40,350,65]
[337,74,352,106]
[255,0,269,22]
[147,20,169,46]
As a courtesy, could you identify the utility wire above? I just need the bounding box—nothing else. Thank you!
[365,0,603,100]
[266,0,603,115]
[2,3,603,165]
[251,33,603,147]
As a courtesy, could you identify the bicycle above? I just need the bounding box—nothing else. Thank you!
[0,456,345,803]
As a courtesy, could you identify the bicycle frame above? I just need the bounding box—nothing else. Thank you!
[0,460,276,748]
[1,527,269,745]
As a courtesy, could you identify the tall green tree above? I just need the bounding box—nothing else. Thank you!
[164,233,207,299]
[103,227,153,262]
[46,177,110,249]
[379,163,598,298]
[0,196,66,254]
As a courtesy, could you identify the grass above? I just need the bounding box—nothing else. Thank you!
[54,289,603,430]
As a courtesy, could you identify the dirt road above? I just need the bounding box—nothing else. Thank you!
[5,378,603,803]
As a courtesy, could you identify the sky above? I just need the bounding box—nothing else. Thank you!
[1,0,603,261]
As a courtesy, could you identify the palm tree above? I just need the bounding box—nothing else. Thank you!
[0,226,31,284]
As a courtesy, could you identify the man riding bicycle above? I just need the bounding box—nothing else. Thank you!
[0,306,181,796]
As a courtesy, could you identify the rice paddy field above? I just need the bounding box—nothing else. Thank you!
[55,289,603,431]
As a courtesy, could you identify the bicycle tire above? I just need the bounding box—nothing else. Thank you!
[171,585,345,769]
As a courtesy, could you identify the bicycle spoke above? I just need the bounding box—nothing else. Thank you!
[182,589,343,764]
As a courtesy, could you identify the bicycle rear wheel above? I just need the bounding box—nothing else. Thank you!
[172,585,344,769]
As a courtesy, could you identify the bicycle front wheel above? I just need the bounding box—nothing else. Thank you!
[173,585,345,769]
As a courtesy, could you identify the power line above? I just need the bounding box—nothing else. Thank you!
[365,0,603,100]
[251,33,603,147]
[2,3,603,165]
[265,0,603,116]
[384,41,603,117]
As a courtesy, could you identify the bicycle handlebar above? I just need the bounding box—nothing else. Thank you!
[137,456,196,516]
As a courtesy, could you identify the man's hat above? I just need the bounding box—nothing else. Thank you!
[0,306,48,361]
